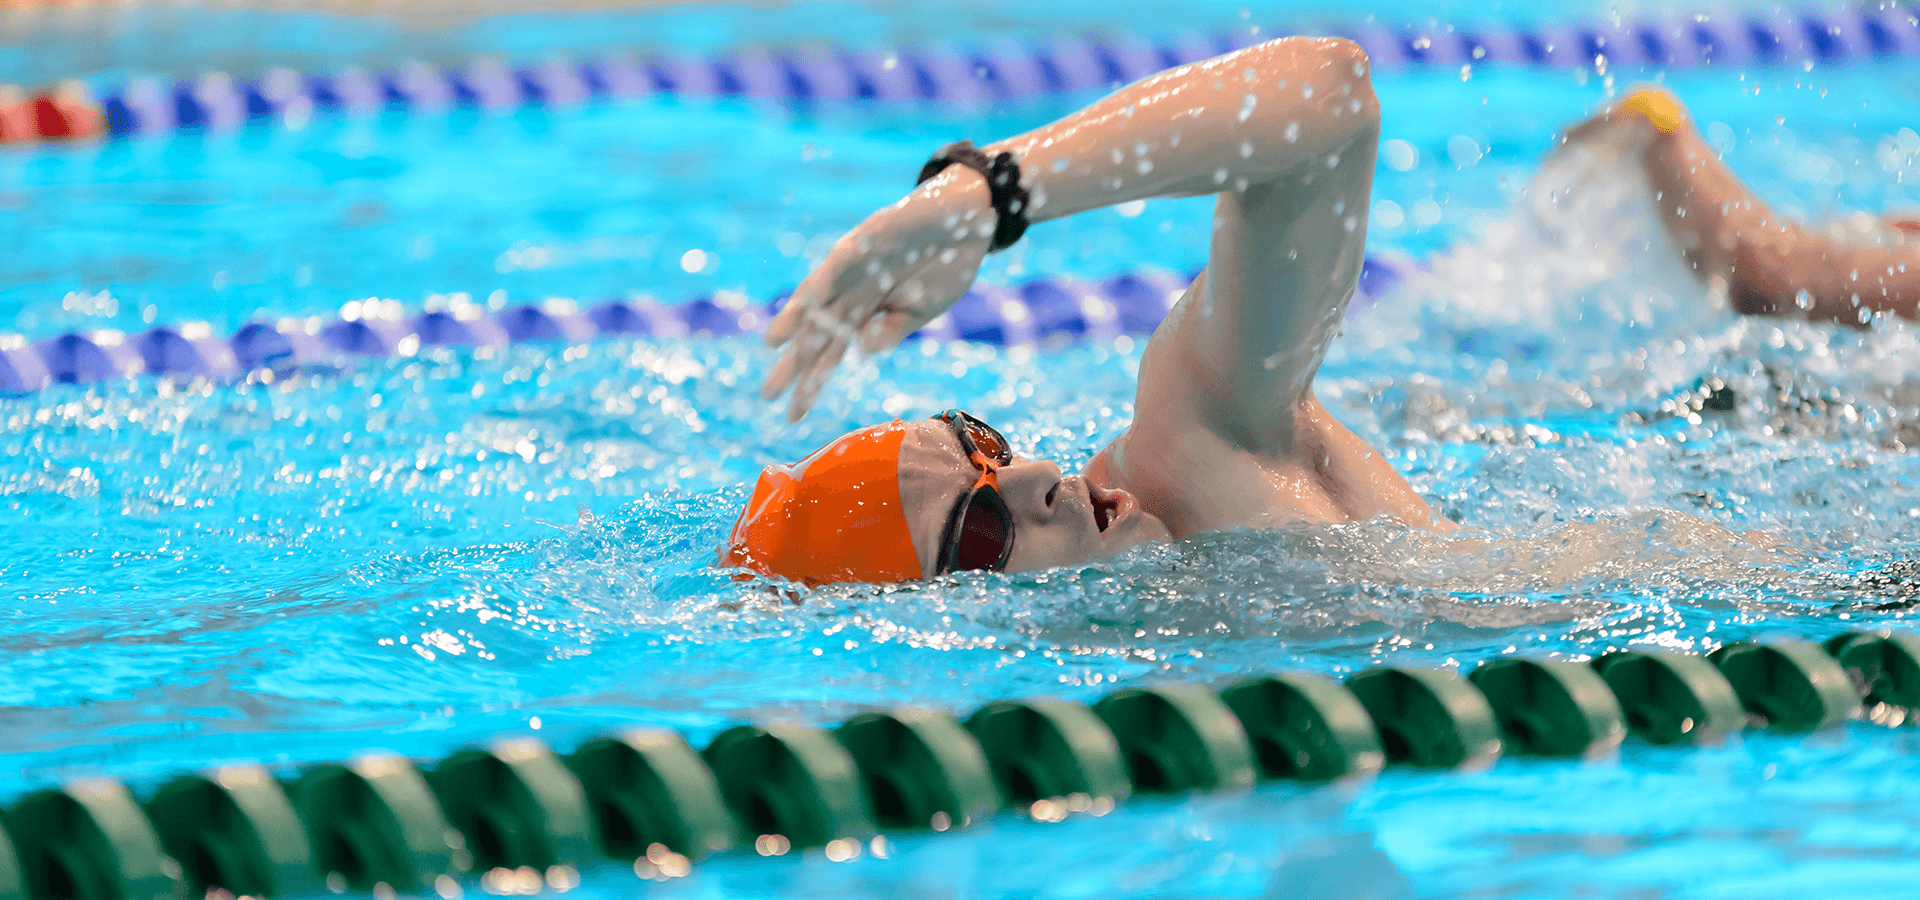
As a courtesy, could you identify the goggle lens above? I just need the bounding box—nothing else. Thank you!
[948,488,1013,573]
[959,418,1012,465]
[933,410,1017,574]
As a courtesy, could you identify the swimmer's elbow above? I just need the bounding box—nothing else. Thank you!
[1311,38,1379,133]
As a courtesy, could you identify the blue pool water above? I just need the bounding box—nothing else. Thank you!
[7,12,1920,899]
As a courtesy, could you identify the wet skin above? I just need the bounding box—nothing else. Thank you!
[766,36,1442,575]
[896,420,1173,578]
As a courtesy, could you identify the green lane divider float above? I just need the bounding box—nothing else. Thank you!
[1094,686,1257,793]
[701,724,873,850]
[1469,659,1627,759]
[144,765,316,899]
[8,780,182,900]
[1826,631,1920,712]
[7,631,1913,900]
[0,822,24,900]
[836,709,1002,831]
[1590,650,1746,746]
[1219,674,1385,781]
[964,699,1132,809]
[566,730,737,861]
[1709,640,1857,732]
[292,756,465,893]
[427,739,593,872]
[1345,667,1503,769]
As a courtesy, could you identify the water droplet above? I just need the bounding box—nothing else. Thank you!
[1240,140,1253,158]
[1238,93,1257,123]
[1136,159,1153,174]
[1460,63,1473,81]
[1326,153,1340,168]
[1284,121,1300,143]
[1115,199,1146,217]
[1446,134,1483,168]
[1795,289,1814,310]
[1302,83,1314,98]
[1051,158,1070,172]
[1383,139,1417,170]
[1213,168,1228,184]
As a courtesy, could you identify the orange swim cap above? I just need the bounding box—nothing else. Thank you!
[721,421,923,585]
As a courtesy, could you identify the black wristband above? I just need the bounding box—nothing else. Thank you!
[916,140,1031,252]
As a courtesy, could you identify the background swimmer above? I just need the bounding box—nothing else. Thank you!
[1556,87,1920,324]
[734,36,1441,585]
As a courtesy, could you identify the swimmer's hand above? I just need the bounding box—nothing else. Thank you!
[761,167,995,421]
[1552,86,1688,161]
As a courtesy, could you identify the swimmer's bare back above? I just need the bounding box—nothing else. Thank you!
[760,37,1442,540]
[1566,88,1920,325]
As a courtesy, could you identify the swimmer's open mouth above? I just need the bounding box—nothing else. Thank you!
[1091,485,1119,532]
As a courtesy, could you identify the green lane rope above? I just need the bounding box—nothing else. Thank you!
[0,821,24,900]
[1709,641,1857,732]
[1827,631,1920,712]
[1219,674,1385,781]
[1468,659,1627,759]
[1345,667,1502,769]
[701,724,873,851]
[1093,686,1257,794]
[427,740,594,873]
[836,710,1002,832]
[6,630,1915,900]
[291,757,463,893]
[565,730,736,861]
[144,766,315,899]
[1590,650,1746,746]
[963,699,1131,808]
[8,781,181,900]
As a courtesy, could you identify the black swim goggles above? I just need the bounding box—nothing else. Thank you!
[932,410,1017,575]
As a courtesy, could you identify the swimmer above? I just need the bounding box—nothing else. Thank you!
[727,37,1442,586]
[1554,86,1920,324]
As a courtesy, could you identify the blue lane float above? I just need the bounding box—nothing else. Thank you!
[0,256,1416,396]
[87,4,1920,138]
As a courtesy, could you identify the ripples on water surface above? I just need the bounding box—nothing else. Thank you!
[4,59,1920,899]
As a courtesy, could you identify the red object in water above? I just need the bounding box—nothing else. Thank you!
[0,91,29,143]
[30,91,102,140]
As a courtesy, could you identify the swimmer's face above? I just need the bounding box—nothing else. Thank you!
[896,419,1172,577]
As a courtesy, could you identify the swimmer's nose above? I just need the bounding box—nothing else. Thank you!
[995,459,1066,521]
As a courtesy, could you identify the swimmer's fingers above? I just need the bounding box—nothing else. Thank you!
[857,309,920,354]
[762,279,879,407]
[767,237,865,347]
[785,330,851,422]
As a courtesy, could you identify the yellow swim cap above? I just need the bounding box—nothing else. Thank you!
[1617,89,1686,135]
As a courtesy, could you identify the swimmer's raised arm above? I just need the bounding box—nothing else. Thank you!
[762,36,1380,423]
[1567,88,1920,325]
